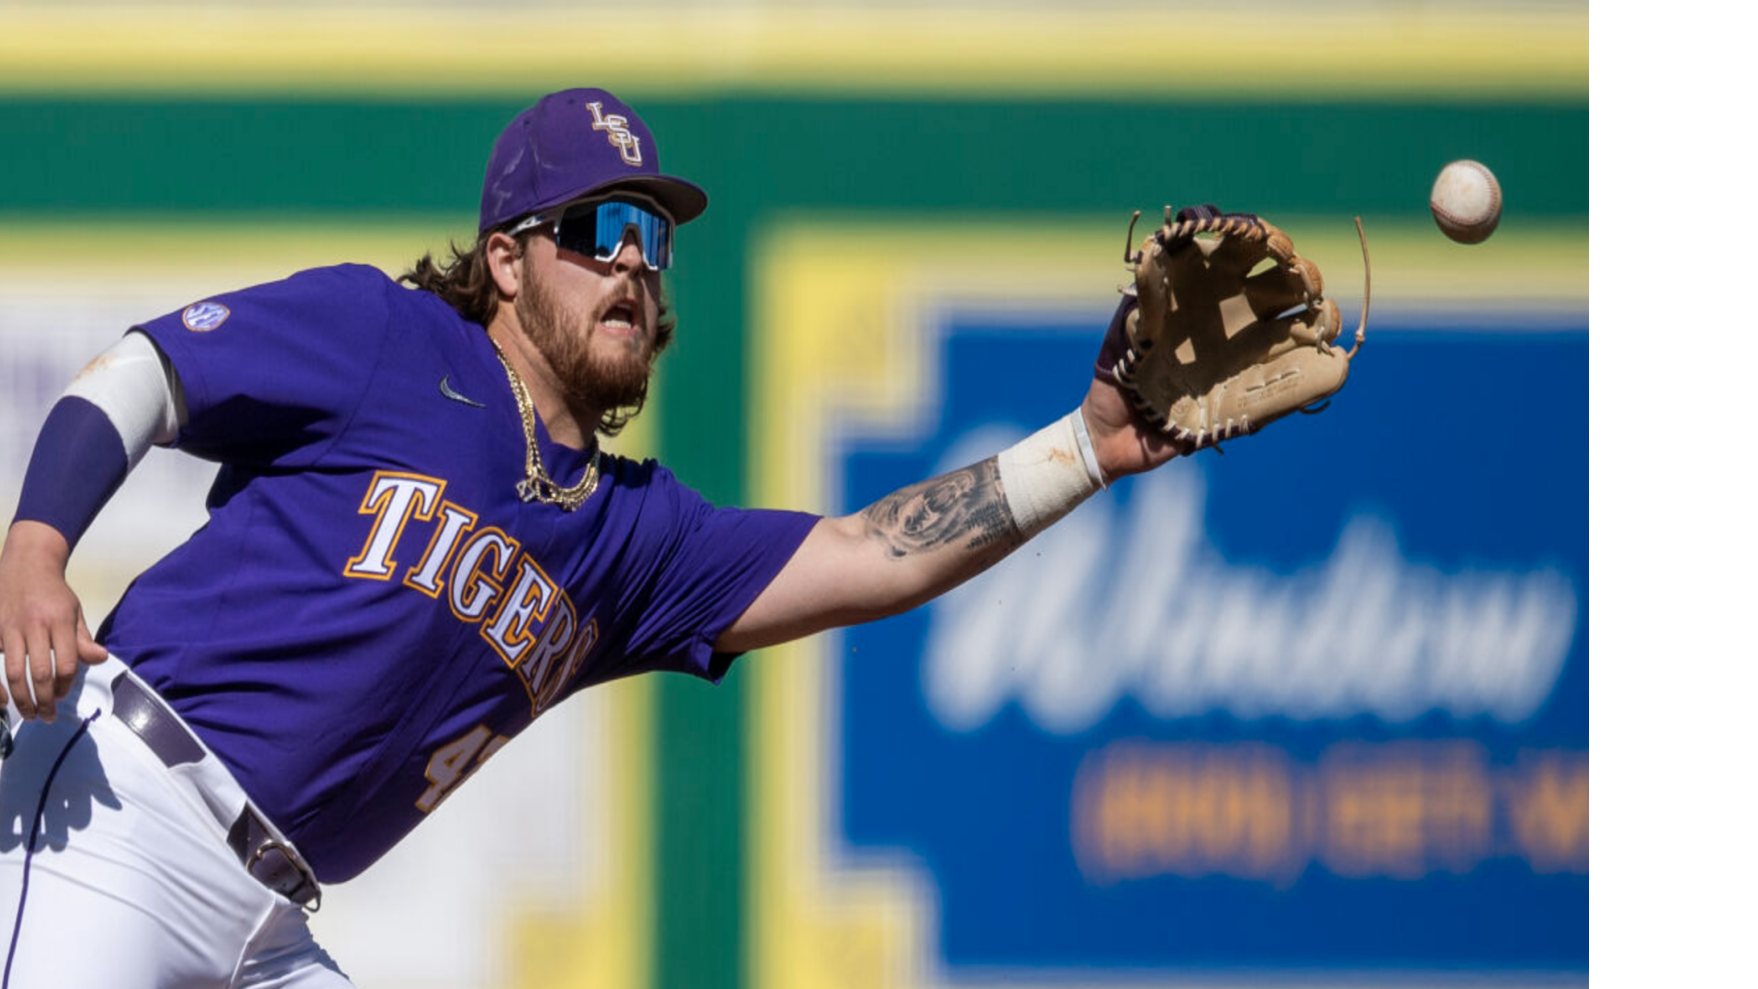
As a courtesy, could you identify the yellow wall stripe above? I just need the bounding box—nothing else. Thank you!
[0,6,1585,98]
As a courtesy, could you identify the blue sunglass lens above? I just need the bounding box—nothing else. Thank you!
[557,199,672,270]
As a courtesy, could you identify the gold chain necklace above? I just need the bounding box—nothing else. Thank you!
[489,338,601,511]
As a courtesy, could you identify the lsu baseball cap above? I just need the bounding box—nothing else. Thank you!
[478,88,707,233]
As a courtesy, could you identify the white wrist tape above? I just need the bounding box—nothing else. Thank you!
[1069,407,1107,490]
[62,330,185,469]
[995,410,1105,539]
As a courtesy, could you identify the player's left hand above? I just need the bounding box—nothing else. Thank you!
[1081,296,1187,482]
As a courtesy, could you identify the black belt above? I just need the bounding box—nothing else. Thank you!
[109,672,322,911]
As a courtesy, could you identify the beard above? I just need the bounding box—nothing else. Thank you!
[515,265,656,420]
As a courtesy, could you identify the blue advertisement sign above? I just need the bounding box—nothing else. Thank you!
[834,315,1587,979]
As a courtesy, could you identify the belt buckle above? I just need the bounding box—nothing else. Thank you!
[248,838,322,913]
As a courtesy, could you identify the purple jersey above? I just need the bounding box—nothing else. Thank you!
[98,264,817,882]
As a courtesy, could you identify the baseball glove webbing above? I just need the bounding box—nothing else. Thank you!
[1108,205,1370,453]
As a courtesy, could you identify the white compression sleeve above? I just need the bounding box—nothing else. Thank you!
[60,330,185,469]
[994,409,1106,540]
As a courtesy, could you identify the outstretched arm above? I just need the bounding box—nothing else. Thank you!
[716,322,1183,655]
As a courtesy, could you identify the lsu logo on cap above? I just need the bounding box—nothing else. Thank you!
[586,102,642,166]
[181,301,230,332]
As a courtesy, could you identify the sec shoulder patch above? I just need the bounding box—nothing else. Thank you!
[181,301,230,332]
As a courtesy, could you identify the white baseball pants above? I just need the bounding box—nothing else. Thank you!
[0,658,351,988]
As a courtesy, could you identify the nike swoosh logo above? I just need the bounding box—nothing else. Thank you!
[439,375,485,408]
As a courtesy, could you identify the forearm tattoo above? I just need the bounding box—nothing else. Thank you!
[860,458,1021,560]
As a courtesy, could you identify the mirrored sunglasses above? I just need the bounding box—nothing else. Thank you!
[512,196,674,271]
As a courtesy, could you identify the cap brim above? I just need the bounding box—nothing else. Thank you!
[611,175,708,224]
[525,175,707,228]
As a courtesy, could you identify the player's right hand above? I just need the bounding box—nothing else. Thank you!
[0,521,107,724]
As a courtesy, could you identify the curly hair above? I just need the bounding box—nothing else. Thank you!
[400,234,676,437]
[399,234,512,329]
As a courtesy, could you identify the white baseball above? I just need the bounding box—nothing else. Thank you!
[1429,159,1502,244]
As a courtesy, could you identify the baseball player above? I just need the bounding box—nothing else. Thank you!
[0,87,1182,987]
